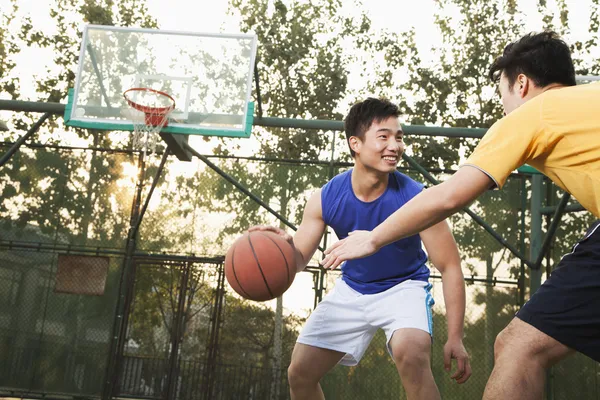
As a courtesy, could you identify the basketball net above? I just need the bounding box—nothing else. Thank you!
[130,109,170,155]
[123,88,176,157]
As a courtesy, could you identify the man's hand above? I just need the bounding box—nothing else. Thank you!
[248,225,294,245]
[444,338,471,384]
[321,230,378,269]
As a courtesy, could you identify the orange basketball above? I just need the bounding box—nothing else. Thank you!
[224,230,296,302]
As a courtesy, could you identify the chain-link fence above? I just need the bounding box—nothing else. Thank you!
[0,145,131,396]
[0,248,121,395]
[1,139,599,399]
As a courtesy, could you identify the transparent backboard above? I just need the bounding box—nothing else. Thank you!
[65,25,257,137]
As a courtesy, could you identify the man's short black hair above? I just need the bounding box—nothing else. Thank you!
[489,31,576,88]
[344,98,400,157]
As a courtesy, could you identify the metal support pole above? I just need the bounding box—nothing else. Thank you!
[204,262,226,400]
[0,99,488,138]
[540,202,583,215]
[253,55,263,118]
[102,150,147,400]
[519,176,527,307]
[312,268,327,309]
[165,262,190,400]
[0,113,51,167]
[533,192,570,269]
[111,148,172,398]
[530,175,543,294]
[133,148,171,235]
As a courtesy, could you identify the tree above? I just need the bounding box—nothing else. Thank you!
[0,0,20,100]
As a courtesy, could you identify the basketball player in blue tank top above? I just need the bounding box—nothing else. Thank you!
[250,98,471,399]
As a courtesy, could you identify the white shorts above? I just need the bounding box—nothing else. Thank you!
[297,278,434,366]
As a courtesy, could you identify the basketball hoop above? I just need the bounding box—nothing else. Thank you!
[123,88,176,155]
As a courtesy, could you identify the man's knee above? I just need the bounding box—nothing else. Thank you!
[493,318,573,368]
[390,330,432,374]
[288,344,342,390]
[288,359,313,389]
[494,326,512,360]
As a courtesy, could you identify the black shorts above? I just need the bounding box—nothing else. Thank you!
[516,220,600,362]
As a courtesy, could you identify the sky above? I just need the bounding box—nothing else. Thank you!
[146,0,596,55]
[2,0,598,319]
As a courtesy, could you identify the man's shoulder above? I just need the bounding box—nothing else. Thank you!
[391,170,424,191]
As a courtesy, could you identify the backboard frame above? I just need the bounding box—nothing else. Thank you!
[65,24,257,138]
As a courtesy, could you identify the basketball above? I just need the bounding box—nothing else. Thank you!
[224,230,296,302]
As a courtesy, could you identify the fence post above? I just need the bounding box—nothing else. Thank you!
[530,174,554,399]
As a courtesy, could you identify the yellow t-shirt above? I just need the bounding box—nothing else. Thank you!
[464,82,600,217]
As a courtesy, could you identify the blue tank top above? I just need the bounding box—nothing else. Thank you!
[321,169,430,294]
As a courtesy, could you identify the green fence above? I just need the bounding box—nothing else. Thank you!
[0,141,598,399]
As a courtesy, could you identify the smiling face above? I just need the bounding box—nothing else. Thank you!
[349,116,405,173]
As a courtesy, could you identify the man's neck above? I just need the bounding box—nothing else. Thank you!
[530,83,567,98]
[351,164,390,202]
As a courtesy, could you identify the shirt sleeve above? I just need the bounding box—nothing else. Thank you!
[463,97,548,188]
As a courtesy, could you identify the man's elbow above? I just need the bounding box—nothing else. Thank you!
[437,262,464,278]
[440,184,472,214]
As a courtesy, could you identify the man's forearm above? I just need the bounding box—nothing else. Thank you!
[372,184,459,249]
[294,247,309,273]
[441,267,466,339]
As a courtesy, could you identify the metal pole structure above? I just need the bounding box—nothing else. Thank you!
[133,148,171,234]
[254,117,488,138]
[0,240,224,264]
[314,131,337,307]
[204,262,226,400]
[110,147,172,398]
[540,202,584,215]
[312,269,325,310]
[0,113,51,167]
[534,192,570,270]
[530,174,549,400]
[253,56,263,119]
[0,99,488,138]
[0,100,64,114]
[102,150,147,400]
[166,262,190,400]
[519,176,527,307]
[322,130,337,251]
[530,175,544,295]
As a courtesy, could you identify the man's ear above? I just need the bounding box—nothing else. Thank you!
[349,136,361,154]
[517,73,531,98]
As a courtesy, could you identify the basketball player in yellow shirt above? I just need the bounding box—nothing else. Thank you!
[321,31,600,399]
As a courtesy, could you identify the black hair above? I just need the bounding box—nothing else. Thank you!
[343,98,400,157]
[489,31,576,88]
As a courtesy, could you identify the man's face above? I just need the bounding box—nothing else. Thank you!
[352,116,405,173]
[498,71,527,115]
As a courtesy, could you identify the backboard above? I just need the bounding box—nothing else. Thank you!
[65,25,257,137]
